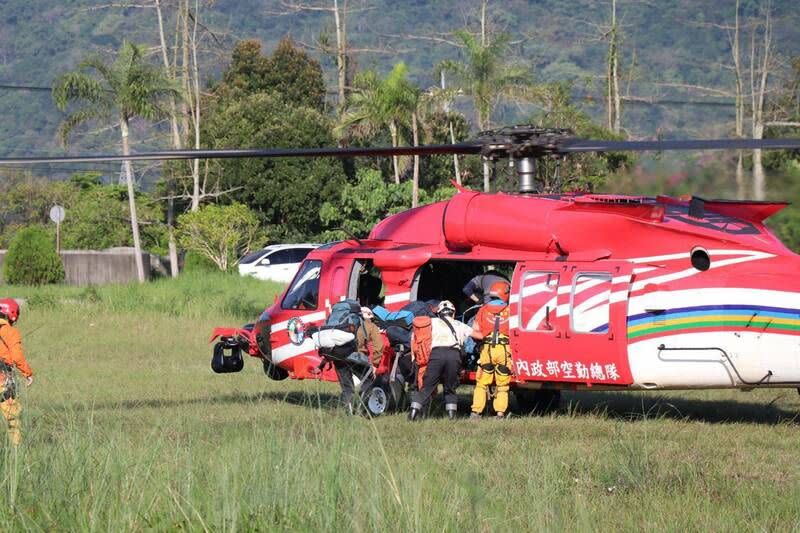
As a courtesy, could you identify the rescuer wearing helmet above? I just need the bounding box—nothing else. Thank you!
[408,300,474,420]
[0,299,34,445]
[469,281,513,419]
[462,270,509,304]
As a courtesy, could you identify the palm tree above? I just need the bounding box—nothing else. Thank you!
[439,29,535,191]
[53,41,181,283]
[338,62,418,185]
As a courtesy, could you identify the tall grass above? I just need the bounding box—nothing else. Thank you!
[3,271,285,322]
[0,275,797,530]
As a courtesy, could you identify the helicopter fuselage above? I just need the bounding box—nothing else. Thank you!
[211,190,800,392]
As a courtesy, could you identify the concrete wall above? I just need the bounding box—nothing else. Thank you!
[0,249,160,285]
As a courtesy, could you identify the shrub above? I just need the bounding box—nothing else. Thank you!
[182,251,219,273]
[3,226,65,285]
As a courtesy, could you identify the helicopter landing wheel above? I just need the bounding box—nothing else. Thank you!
[363,384,390,417]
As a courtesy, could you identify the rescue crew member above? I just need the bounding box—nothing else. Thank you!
[470,281,513,419]
[0,299,33,445]
[408,300,474,420]
[463,270,509,304]
[334,307,384,414]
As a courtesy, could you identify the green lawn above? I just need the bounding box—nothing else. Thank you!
[0,274,798,531]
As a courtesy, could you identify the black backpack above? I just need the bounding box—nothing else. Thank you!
[400,300,438,318]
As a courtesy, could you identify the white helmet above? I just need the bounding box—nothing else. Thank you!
[437,300,456,316]
[361,307,374,320]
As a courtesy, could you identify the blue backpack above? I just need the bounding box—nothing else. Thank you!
[372,305,414,329]
[323,299,363,333]
[317,299,364,361]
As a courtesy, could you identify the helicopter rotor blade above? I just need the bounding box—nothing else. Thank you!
[0,143,482,166]
[0,136,798,166]
[562,138,800,154]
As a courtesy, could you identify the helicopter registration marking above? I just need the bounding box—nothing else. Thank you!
[514,359,621,382]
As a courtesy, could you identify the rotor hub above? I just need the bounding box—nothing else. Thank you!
[477,126,575,160]
[477,126,574,193]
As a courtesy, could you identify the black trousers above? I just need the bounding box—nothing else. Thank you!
[412,347,461,412]
[334,360,373,407]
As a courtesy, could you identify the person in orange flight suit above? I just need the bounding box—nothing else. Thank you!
[469,281,513,419]
[0,299,34,446]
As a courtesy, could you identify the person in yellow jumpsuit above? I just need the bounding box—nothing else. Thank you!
[0,299,34,445]
[469,282,513,419]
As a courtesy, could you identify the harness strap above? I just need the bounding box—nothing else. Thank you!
[441,318,460,349]
[491,315,500,345]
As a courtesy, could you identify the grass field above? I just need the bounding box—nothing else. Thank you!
[0,273,798,531]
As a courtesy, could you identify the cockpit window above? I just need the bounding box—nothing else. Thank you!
[282,260,322,310]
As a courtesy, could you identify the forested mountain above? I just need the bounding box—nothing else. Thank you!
[1,0,798,158]
[0,0,799,259]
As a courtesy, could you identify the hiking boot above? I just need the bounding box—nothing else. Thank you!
[469,412,482,421]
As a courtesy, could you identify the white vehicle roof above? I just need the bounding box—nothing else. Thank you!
[260,243,320,251]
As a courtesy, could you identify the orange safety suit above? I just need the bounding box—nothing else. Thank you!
[0,318,33,445]
[470,301,513,416]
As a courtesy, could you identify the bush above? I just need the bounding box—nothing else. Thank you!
[182,251,219,273]
[3,226,65,285]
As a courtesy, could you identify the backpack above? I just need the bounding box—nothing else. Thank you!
[316,299,364,361]
[324,299,363,333]
[371,306,414,330]
[385,325,412,346]
[410,316,433,367]
[400,300,438,318]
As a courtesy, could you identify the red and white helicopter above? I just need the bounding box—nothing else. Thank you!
[6,126,800,415]
[203,127,800,415]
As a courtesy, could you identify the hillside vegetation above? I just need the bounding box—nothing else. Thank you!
[1,0,798,156]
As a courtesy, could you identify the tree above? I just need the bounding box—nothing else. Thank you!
[526,82,632,193]
[319,168,452,239]
[4,226,64,285]
[0,174,75,246]
[749,5,774,201]
[0,173,166,252]
[278,0,351,114]
[438,3,535,191]
[212,38,325,111]
[419,110,472,190]
[52,41,181,283]
[264,38,327,111]
[61,184,166,252]
[176,203,262,272]
[202,92,347,242]
[606,0,623,134]
[338,62,419,185]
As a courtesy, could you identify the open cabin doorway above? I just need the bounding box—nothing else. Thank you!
[412,260,516,318]
[348,259,385,307]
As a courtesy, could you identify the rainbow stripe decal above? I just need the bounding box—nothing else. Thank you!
[626,305,800,340]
